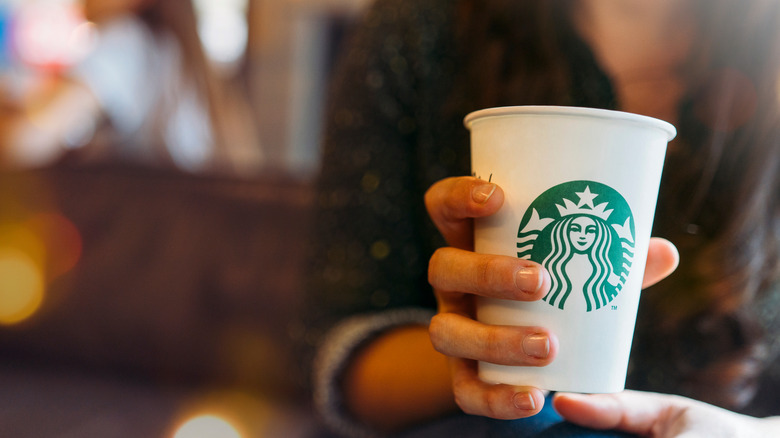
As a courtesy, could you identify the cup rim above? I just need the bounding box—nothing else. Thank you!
[464,105,677,141]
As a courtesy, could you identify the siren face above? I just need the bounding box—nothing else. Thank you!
[569,216,598,252]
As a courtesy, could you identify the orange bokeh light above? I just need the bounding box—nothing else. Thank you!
[27,212,83,278]
[0,210,83,324]
[0,248,45,325]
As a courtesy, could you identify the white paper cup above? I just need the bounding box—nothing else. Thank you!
[465,106,676,393]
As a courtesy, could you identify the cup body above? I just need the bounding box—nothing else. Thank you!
[466,106,675,393]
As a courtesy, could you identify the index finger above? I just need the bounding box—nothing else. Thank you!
[425,177,504,250]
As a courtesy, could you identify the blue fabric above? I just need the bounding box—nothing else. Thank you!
[397,395,636,438]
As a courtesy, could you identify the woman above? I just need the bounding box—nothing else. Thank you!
[303,0,780,436]
[0,0,261,175]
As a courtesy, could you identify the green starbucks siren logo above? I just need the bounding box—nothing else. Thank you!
[517,181,635,312]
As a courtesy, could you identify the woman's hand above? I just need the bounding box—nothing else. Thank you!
[425,176,555,418]
[554,390,780,437]
[424,176,679,420]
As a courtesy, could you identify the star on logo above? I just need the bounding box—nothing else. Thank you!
[556,185,613,220]
[576,186,598,209]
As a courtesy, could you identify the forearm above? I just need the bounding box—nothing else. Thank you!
[343,324,457,432]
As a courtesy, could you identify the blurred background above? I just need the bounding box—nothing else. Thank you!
[0,0,366,174]
[0,0,369,436]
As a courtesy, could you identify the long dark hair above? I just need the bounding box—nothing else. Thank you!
[452,0,780,410]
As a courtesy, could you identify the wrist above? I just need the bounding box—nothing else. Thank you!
[343,324,456,432]
[313,308,436,437]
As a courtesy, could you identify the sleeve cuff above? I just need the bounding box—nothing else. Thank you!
[312,307,435,438]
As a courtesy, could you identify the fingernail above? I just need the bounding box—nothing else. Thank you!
[512,392,536,411]
[472,183,497,204]
[515,267,543,293]
[523,334,550,359]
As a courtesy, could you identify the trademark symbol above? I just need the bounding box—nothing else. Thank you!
[612,305,618,310]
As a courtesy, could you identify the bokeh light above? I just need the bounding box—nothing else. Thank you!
[0,221,46,325]
[0,221,46,272]
[27,212,82,278]
[172,414,243,438]
[0,208,83,325]
[194,0,248,70]
[0,3,11,69]
[12,0,93,71]
[166,390,292,438]
[0,247,45,325]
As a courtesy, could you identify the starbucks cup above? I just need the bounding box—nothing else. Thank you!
[465,106,676,393]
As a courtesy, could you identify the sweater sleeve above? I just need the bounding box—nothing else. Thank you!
[312,308,435,437]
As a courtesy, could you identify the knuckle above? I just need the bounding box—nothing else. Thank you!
[452,384,474,415]
[423,186,437,215]
[483,389,504,419]
[427,314,446,352]
[424,177,459,217]
[480,326,502,363]
[479,326,530,366]
[446,177,476,212]
[485,328,522,365]
[427,248,446,286]
[477,256,496,286]
[478,256,513,296]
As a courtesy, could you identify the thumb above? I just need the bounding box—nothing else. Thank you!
[642,238,679,289]
[552,391,677,435]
